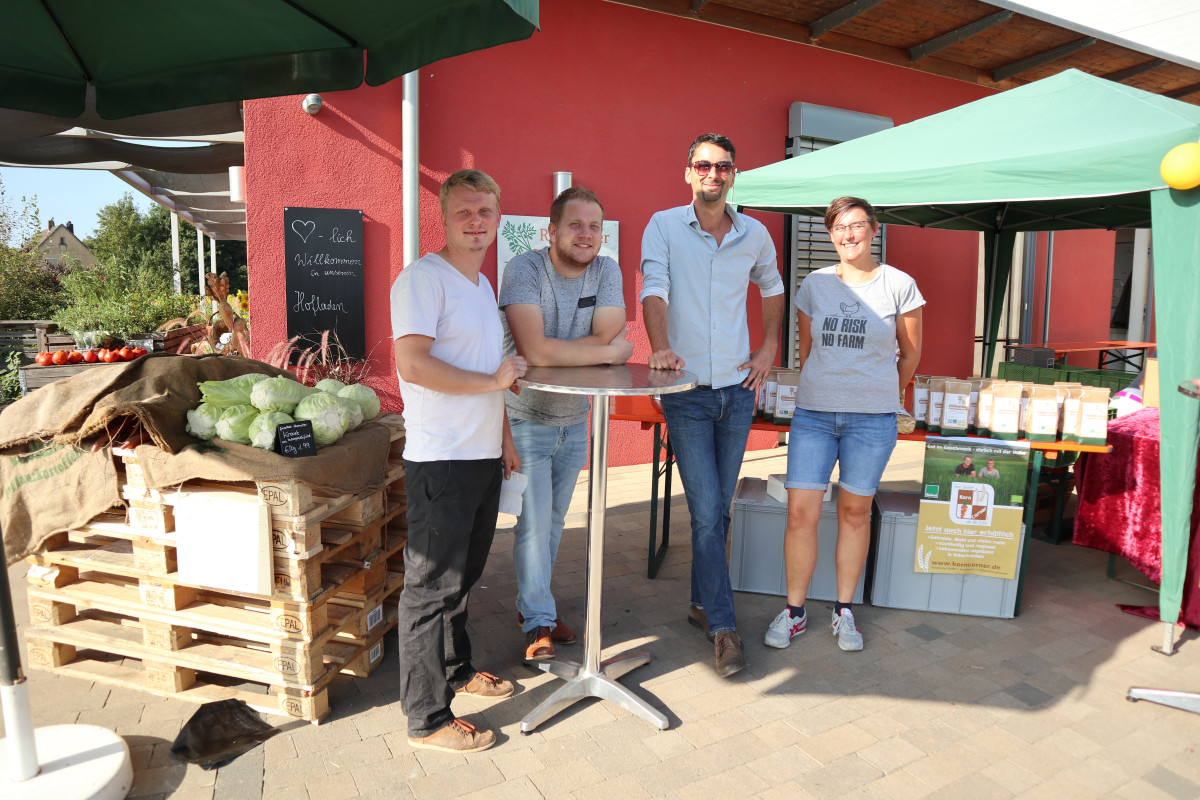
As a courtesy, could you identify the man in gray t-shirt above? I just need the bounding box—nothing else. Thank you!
[498,186,631,662]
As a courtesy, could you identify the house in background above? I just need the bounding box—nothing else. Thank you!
[36,220,96,268]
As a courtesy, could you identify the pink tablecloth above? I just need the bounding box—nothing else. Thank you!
[1073,407,1200,626]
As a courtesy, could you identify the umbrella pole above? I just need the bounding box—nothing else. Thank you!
[2,547,133,798]
[0,559,39,780]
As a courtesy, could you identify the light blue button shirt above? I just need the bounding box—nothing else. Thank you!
[639,203,783,388]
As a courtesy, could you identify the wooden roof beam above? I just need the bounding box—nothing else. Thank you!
[809,0,890,40]
[993,37,1096,82]
[690,0,711,10]
[909,11,1012,63]
[1166,82,1200,99]
[1102,59,1167,83]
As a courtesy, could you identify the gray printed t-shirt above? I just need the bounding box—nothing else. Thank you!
[500,248,625,426]
[795,263,924,414]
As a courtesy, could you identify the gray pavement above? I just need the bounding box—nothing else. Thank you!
[5,441,1200,799]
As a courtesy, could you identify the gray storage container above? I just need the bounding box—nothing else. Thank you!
[870,490,1024,618]
[729,477,864,603]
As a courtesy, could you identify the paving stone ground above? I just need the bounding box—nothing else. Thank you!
[5,441,1200,799]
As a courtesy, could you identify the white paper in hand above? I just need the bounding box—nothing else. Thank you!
[499,470,529,517]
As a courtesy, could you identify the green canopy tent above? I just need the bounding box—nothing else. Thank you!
[729,69,1200,645]
[1,0,539,119]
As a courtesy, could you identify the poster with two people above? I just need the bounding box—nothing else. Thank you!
[915,437,1030,581]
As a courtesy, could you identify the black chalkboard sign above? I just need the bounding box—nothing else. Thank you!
[275,420,317,458]
[284,207,365,359]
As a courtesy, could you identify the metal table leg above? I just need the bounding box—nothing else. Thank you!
[522,396,668,733]
[1013,449,1043,616]
[647,423,672,579]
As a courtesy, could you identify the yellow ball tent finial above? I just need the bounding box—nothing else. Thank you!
[1160,141,1200,190]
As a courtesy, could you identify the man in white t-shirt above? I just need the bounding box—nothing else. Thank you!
[390,169,527,754]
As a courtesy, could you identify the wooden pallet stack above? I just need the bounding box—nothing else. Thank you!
[23,414,407,724]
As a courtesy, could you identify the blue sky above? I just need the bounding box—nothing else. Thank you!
[1,166,153,242]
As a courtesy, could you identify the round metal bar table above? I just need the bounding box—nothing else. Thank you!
[516,363,696,733]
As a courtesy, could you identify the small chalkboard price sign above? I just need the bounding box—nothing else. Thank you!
[275,420,317,458]
[284,207,365,359]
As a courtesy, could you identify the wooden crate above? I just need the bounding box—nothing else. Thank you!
[19,361,122,395]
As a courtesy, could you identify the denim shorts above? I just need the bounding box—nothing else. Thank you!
[785,408,898,496]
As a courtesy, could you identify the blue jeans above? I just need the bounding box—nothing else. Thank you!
[786,409,898,496]
[510,418,589,632]
[660,384,755,634]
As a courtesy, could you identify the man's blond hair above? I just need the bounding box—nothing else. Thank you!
[440,169,501,214]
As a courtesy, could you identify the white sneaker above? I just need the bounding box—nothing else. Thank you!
[764,608,807,649]
[831,608,864,651]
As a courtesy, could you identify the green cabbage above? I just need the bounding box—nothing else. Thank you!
[198,372,271,407]
[214,404,259,444]
[185,402,223,440]
[293,392,347,445]
[248,411,294,450]
[338,384,381,421]
[315,378,346,394]
[250,375,315,414]
[333,394,363,430]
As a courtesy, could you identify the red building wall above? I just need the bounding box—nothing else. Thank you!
[244,0,1114,466]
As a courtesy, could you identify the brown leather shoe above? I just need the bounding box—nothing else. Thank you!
[688,606,714,641]
[714,630,745,678]
[454,670,515,698]
[517,614,577,644]
[524,627,555,661]
[408,718,495,753]
[549,617,576,645]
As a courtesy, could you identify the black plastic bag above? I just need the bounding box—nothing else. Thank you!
[170,699,280,769]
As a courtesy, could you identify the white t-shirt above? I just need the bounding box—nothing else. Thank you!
[390,253,505,462]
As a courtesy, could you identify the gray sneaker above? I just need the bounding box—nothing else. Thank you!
[764,607,807,649]
[831,608,864,651]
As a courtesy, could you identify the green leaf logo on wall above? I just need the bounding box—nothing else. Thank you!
[501,221,537,255]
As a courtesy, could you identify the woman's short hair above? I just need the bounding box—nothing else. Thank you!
[824,196,878,230]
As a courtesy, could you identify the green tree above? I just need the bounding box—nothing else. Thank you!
[86,195,247,297]
[0,176,61,319]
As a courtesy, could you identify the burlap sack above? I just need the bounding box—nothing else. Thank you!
[1,353,391,565]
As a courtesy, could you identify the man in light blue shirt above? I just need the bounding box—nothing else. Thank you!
[640,133,785,678]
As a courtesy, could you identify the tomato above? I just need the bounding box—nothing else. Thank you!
[66,350,83,363]
[117,347,133,361]
[102,350,120,363]
[51,349,68,365]
[82,349,98,363]
[131,347,148,358]
[35,351,53,366]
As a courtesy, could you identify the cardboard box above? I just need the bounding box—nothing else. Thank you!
[729,478,864,603]
[1142,357,1159,408]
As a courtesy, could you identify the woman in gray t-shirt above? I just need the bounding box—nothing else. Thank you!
[764,197,924,655]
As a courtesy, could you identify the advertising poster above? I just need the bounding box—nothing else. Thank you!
[496,215,619,288]
[915,436,1030,580]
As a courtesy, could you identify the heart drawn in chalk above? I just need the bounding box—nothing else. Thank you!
[291,220,316,243]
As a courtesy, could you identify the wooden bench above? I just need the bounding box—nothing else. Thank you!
[0,320,75,364]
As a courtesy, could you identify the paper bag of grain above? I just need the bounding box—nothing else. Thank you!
[1061,386,1084,442]
[1017,382,1034,439]
[913,375,930,430]
[1026,386,1060,442]
[976,381,996,437]
[774,370,800,424]
[927,377,947,434]
[1053,382,1083,438]
[760,367,781,419]
[967,378,985,433]
[941,379,972,433]
[1077,388,1111,446]
[990,382,1022,440]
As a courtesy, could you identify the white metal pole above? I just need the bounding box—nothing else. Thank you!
[402,71,419,267]
[196,228,204,299]
[553,171,572,199]
[170,213,181,294]
[1128,229,1150,342]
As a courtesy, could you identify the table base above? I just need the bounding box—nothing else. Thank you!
[519,652,667,733]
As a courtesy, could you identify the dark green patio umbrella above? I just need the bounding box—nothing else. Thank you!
[1,0,539,119]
